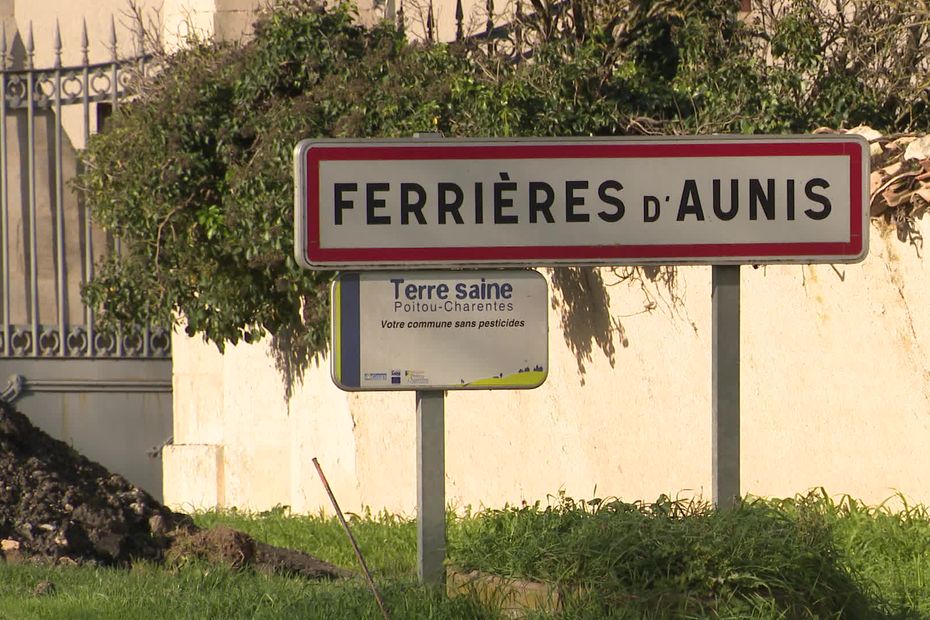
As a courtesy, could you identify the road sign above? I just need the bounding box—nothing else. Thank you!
[294,135,869,269]
[330,270,548,391]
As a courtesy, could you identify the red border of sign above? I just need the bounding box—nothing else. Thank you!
[296,138,867,267]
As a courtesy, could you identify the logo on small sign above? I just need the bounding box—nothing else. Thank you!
[404,370,429,385]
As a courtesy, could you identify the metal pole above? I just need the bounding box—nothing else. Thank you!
[110,16,123,358]
[312,458,390,620]
[0,26,10,357]
[712,265,740,509]
[26,24,39,355]
[81,20,94,356]
[54,22,66,356]
[416,389,445,586]
[411,131,446,586]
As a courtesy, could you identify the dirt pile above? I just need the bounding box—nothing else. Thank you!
[169,525,351,579]
[0,401,348,579]
[0,400,193,565]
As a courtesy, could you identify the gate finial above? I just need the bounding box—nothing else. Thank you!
[1,22,7,71]
[426,1,434,42]
[109,15,117,61]
[136,13,145,55]
[54,20,61,68]
[81,19,89,65]
[25,21,33,69]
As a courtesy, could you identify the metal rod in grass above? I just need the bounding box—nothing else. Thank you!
[312,457,390,620]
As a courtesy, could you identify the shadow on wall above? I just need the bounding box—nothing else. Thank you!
[549,266,688,385]
[549,267,618,384]
[269,266,690,397]
[270,281,330,403]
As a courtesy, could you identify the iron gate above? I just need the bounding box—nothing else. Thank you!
[0,19,171,499]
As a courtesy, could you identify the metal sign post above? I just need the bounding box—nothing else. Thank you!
[412,132,446,587]
[328,269,549,586]
[712,265,740,509]
[416,390,445,585]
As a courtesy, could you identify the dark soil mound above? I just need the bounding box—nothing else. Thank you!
[0,401,348,579]
[0,400,194,565]
[168,525,351,579]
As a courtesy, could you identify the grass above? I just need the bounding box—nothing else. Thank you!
[0,491,928,619]
[449,490,930,619]
[0,507,496,620]
[0,561,494,619]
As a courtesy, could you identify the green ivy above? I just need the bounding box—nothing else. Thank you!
[76,0,930,356]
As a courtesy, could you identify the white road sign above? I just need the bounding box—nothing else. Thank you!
[294,136,869,269]
[331,270,548,391]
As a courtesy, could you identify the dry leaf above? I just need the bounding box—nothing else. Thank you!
[881,162,904,177]
[870,197,889,217]
[848,125,883,141]
[883,182,915,207]
[904,135,930,160]
[914,186,930,204]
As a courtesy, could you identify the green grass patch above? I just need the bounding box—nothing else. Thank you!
[0,560,495,619]
[1,492,929,619]
[448,490,930,618]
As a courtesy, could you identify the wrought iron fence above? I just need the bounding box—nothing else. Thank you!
[0,18,168,359]
[391,0,572,58]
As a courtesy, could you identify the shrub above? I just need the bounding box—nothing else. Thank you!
[77,0,930,357]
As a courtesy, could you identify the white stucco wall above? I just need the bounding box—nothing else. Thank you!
[164,218,930,514]
[17,1,916,515]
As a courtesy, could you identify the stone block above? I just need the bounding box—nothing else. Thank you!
[162,444,224,511]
